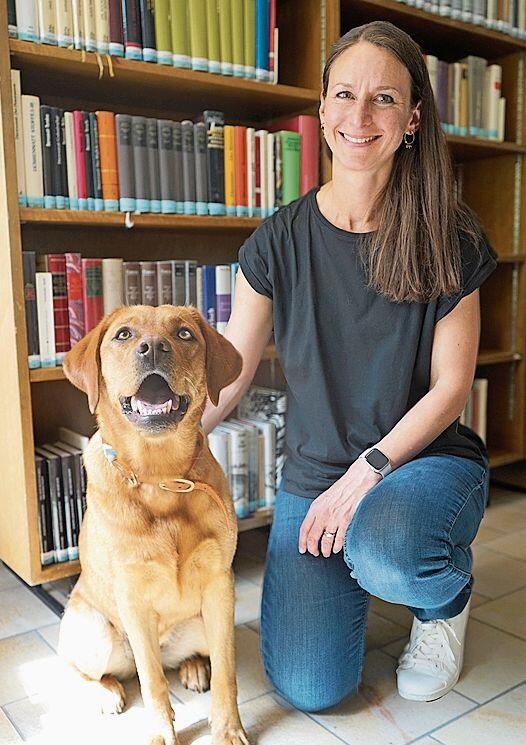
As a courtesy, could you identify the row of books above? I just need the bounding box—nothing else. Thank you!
[425,54,505,141]
[34,385,286,567]
[23,252,243,367]
[459,377,488,443]
[12,74,318,214]
[394,1,526,39]
[8,0,279,82]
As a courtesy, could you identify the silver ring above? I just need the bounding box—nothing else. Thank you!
[322,530,337,538]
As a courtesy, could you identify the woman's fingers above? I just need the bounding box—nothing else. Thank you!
[298,510,316,553]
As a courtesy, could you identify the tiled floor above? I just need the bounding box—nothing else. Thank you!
[0,485,525,744]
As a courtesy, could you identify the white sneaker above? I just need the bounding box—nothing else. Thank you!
[396,598,471,702]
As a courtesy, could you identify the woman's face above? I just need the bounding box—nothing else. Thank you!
[319,41,421,176]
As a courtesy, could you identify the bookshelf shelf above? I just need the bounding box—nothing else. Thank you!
[19,208,261,232]
[446,135,526,161]
[488,449,524,468]
[9,40,319,121]
[477,351,522,365]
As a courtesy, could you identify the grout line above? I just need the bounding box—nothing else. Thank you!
[470,615,526,643]
[0,703,25,740]
[35,627,59,655]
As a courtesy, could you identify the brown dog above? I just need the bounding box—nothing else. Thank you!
[58,304,249,745]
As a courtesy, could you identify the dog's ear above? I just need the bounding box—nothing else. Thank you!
[196,315,243,406]
[63,311,118,414]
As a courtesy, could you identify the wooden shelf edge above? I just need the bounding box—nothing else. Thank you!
[477,350,522,365]
[238,508,274,533]
[446,134,526,154]
[34,559,80,583]
[489,450,523,469]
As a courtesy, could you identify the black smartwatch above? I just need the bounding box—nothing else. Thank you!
[360,447,392,478]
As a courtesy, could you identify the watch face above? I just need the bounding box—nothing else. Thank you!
[366,448,389,470]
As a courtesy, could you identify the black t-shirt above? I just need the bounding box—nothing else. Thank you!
[238,187,498,499]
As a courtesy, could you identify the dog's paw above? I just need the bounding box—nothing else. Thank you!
[98,674,126,714]
[178,655,211,693]
[146,730,180,745]
[211,725,250,745]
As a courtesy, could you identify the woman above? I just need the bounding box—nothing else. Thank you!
[202,21,497,711]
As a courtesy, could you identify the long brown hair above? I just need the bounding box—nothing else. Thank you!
[322,21,484,303]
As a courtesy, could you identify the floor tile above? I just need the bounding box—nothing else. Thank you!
[37,624,60,653]
[310,649,474,744]
[482,495,526,532]
[481,528,526,561]
[0,708,22,743]
[232,552,265,587]
[177,691,347,745]
[0,632,58,706]
[472,524,504,544]
[234,577,262,625]
[471,588,526,640]
[366,612,408,651]
[432,683,526,744]
[0,562,21,592]
[471,544,526,599]
[0,586,58,640]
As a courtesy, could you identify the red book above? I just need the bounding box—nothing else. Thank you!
[73,111,87,204]
[46,254,70,362]
[255,133,261,213]
[81,259,104,333]
[234,126,248,215]
[268,114,320,195]
[269,0,276,78]
[65,253,85,346]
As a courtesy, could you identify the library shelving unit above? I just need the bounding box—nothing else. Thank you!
[1,0,525,587]
[0,1,323,585]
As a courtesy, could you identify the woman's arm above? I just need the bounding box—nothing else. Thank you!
[201,268,273,434]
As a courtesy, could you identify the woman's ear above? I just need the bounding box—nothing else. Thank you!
[195,315,243,406]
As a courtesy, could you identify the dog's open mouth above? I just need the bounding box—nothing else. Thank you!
[120,374,189,429]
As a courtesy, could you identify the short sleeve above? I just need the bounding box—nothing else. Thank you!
[435,233,498,322]
[238,221,274,299]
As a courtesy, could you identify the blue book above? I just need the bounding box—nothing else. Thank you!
[255,0,270,81]
[202,265,217,329]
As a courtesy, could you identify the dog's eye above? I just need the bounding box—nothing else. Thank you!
[115,328,132,341]
[177,327,194,341]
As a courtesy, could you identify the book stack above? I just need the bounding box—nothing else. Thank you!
[34,426,88,566]
[424,54,505,141]
[208,385,287,518]
[459,378,488,443]
[23,251,248,368]
[9,0,279,82]
[12,73,319,214]
[394,1,526,39]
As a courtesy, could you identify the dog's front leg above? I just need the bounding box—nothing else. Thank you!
[201,570,249,745]
[116,588,178,745]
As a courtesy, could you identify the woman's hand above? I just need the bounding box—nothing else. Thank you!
[298,458,383,557]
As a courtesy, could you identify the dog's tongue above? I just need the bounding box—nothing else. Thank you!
[131,375,179,415]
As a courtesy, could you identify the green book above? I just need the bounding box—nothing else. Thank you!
[218,0,233,75]
[278,131,301,206]
[206,0,221,73]
[188,0,208,72]
[170,0,190,68]
[155,0,172,65]
[244,0,256,79]
[231,0,244,78]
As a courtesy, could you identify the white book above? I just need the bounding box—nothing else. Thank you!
[58,426,90,450]
[15,0,39,41]
[486,0,497,27]
[94,0,109,54]
[425,54,439,101]
[519,0,526,37]
[37,0,57,44]
[497,97,506,142]
[55,0,74,47]
[21,94,44,208]
[102,258,124,313]
[71,0,85,50]
[267,131,275,213]
[230,418,260,512]
[64,112,78,208]
[208,428,230,476]
[245,127,255,217]
[196,265,203,315]
[256,130,268,218]
[236,416,275,508]
[271,26,278,85]
[484,65,502,140]
[82,0,97,52]
[216,422,250,518]
[215,264,231,335]
[35,273,56,367]
[10,70,26,207]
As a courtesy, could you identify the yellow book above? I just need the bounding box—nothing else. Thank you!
[224,125,236,215]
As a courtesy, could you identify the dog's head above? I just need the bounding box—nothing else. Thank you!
[63,305,243,435]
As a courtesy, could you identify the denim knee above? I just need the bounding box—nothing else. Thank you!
[270,674,358,713]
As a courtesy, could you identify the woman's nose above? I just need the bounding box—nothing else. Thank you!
[349,99,373,128]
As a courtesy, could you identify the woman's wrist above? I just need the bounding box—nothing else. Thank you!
[344,457,384,488]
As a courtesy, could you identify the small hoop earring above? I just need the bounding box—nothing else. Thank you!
[404,131,415,149]
[320,122,325,131]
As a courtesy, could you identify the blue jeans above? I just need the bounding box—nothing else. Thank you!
[260,455,488,712]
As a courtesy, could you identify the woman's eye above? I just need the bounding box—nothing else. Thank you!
[336,90,352,99]
[115,328,132,340]
[376,94,394,104]
[177,328,194,341]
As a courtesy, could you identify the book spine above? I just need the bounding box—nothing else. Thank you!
[218,0,233,75]
[139,0,156,61]
[154,0,172,65]
[181,119,196,214]
[35,456,55,565]
[123,262,142,304]
[47,254,70,363]
[14,0,39,41]
[71,0,85,50]
[123,0,143,59]
[188,0,208,71]
[231,0,244,77]
[203,110,226,214]
[49,107,64,208]
[171,259,185,304]
[158,119,176,213]
[244,0,256,79]
[228,428,250,518]
[22,95,44,207]
[234,125,247,215]
[108,0,124,55]
[96,111,120,210]
[23,251,40,368]
[267,131,275,213]
[102,258,124,313]
[224,125,236,215]
[246,126,255,216]
[132,115,150,212]
[146,118,161,212]
[184,259,197,305]
[65,252,85,345]
[35,273,56,367]
[256,129,268,216]
[46,454,69,562]
[11,70,27,207]
[194,121,208,215]
[58,110,70,207]
[83,112,95,209]
[280,130,300,205]
[40,105,56,209]
[215,264,231,334]
[58,452,79,560]
[172,121,184,212]
[8,0,17,37]
[201,265,216,328]
[72,110,88,209]
[206,0,221,73]
[89,112,104,210]
[170,0,190,68]
[82,0,97,52]
[255,0,269,81]
[115,114,136,211]
[268,0,276,80]
[55,0,74,47]
[38,0,57,44]
[254,129,261,216]
[94,0,110,53]
[156,261,173,304]
[140,261,158,305]
[81,259,104,332]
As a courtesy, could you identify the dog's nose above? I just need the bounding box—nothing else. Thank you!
[136,336,171,365]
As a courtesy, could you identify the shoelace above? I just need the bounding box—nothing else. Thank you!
[397,619,461,678]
